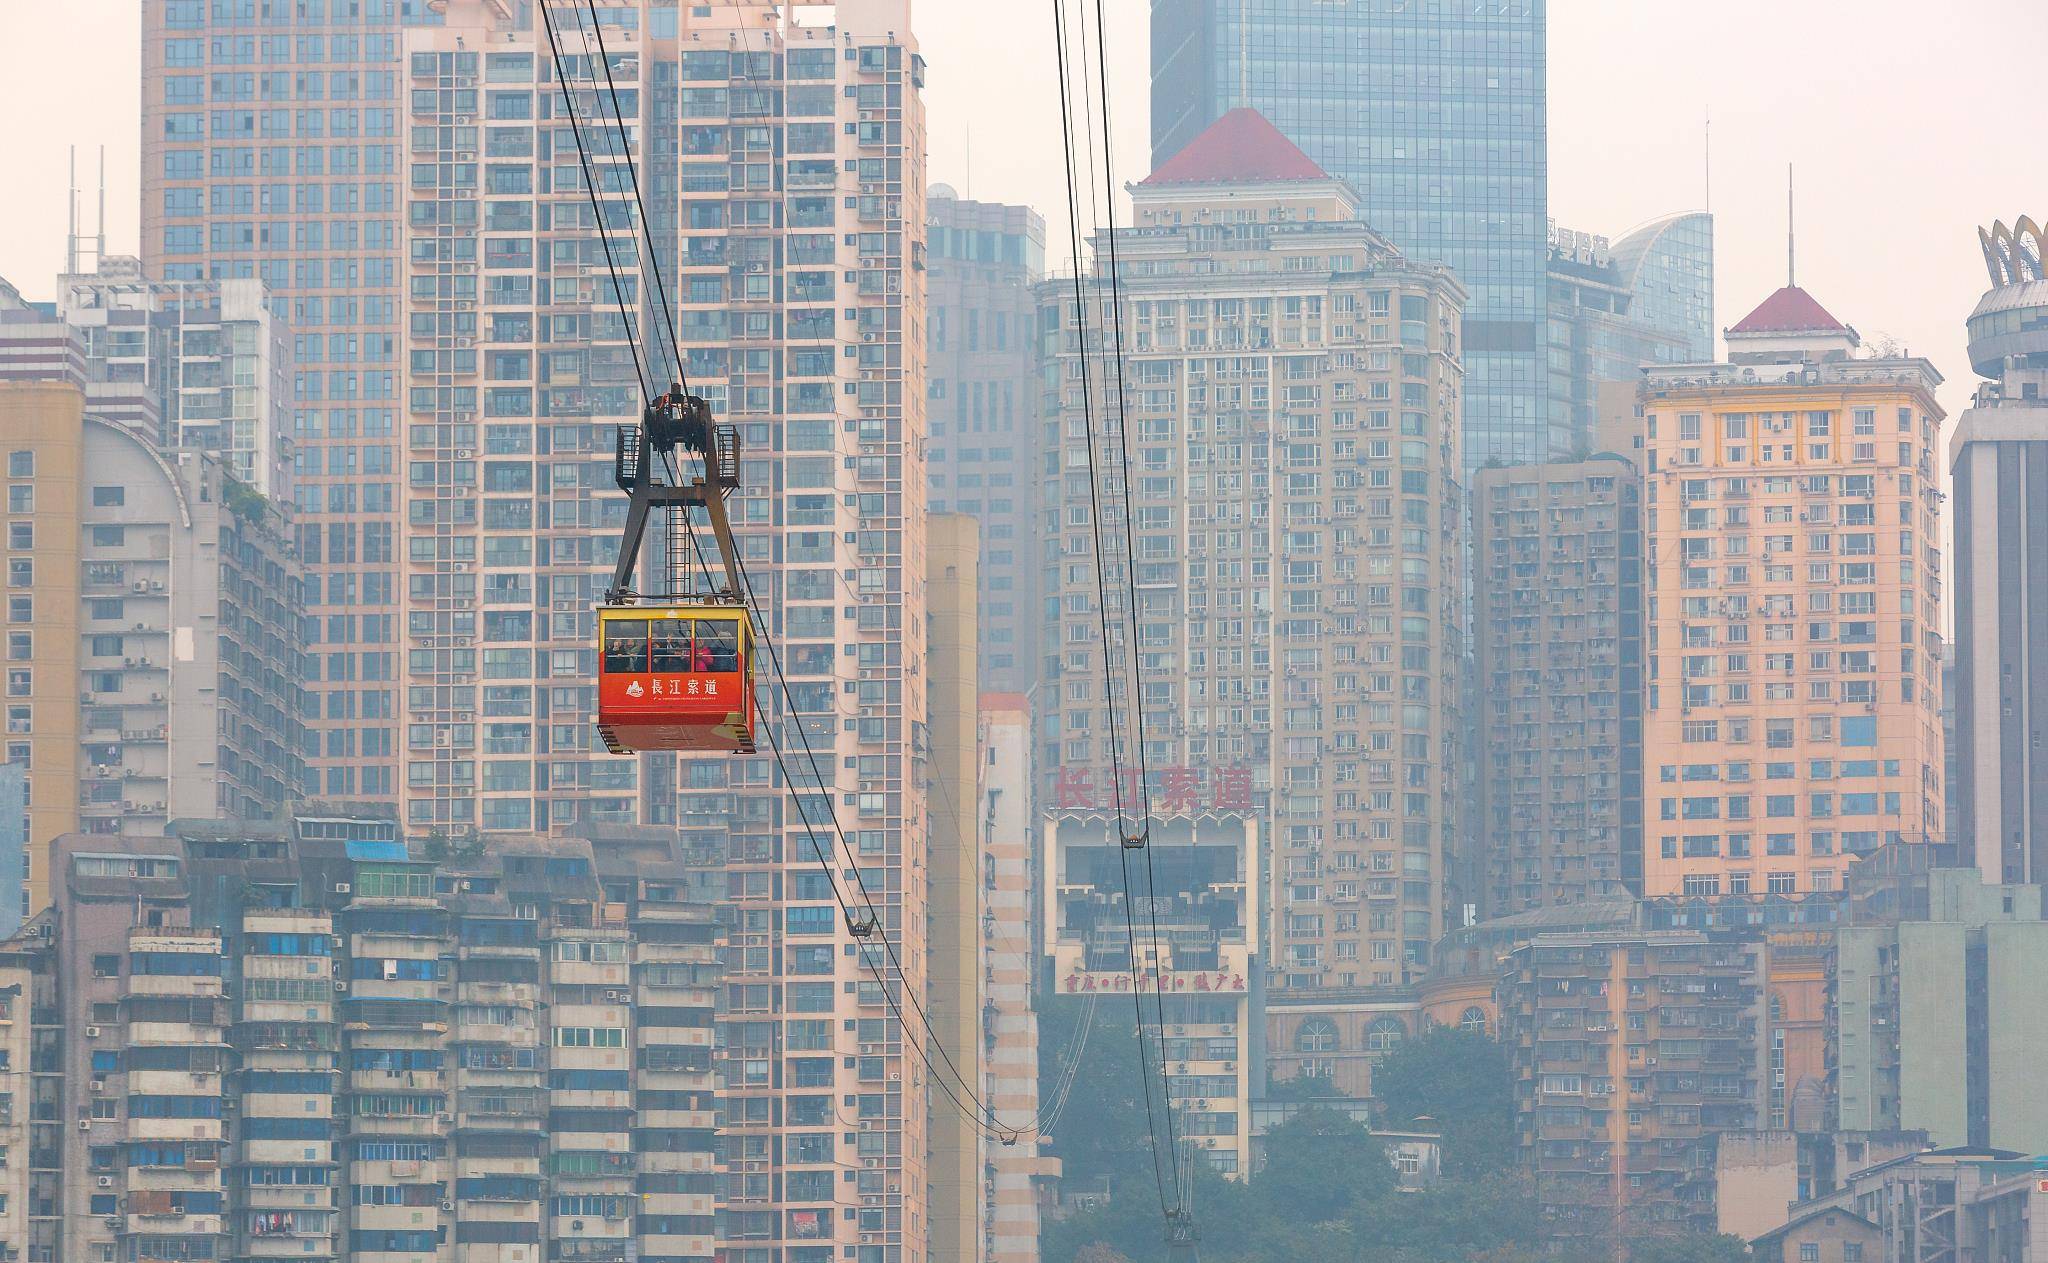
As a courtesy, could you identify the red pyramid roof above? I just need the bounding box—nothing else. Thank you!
[1142,108,1330,186]
[1729,285,1849,335]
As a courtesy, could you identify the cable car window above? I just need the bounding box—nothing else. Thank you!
[652,619,693,673]
[603,619,648,673]
[699,619,740,671]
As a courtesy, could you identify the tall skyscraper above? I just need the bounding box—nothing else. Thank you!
[1949,215,2048,884]
[1546,213,1714,455]
[664,6,933,1261]
[1038,110,1467,987]
[1,261,295,499]
[392,6,653,836]
[143,0,409,806]
[1152,0,1549,472]
[1472,455,1643,915]
[926,188,1045,693]
[1638,284,1946,898]
[978,693,1047,1263]
[2,380,303,921]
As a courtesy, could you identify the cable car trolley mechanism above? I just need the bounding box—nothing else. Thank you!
[596,383,756,755]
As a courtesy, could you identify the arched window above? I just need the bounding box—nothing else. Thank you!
[1295,1017,1338,1054]
[1769,992,1785,1024]
[1366,1016,1406,1052]
[1458,1006,1488,1035]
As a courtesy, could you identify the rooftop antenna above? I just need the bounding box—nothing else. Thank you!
[1786,163,1796,287]
[1703,108,1711,214]
[64,146,77,276]
[95,145,107,272]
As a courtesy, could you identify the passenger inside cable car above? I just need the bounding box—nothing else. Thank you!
[596,607,755,754]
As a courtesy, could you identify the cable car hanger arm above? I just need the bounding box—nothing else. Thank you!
[606,384,742,604]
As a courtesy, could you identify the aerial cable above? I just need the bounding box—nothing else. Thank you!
[1052,0,1179,1220]
[580,0,691,394]
[1088,0,1188,1207]
[538,0,651,404]
[563,29,1029,1145]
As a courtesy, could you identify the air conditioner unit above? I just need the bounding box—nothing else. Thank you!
[79,1118,91,1131]
[85,1026,101,1039]
[440,1200,454,1211]
[97,1175,113,1187]
[334,981,347,993]
[333,883,351,894]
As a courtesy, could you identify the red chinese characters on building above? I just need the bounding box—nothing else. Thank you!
[1062,969,1247,994]
[1052,765,1255,813]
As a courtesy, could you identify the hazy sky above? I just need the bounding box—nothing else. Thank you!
[8,0,2043,418]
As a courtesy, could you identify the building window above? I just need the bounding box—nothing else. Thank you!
[5,452,31,479]
[1294,1018,1337,1054]
[1458,1006,1488,1036]
[1800,1245,1820,1263]
[1366,1017,1406,1052]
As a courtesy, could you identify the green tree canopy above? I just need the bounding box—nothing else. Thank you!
[1372,1025,1516,1176]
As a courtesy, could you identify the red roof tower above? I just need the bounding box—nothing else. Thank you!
[1141,108,1330,186]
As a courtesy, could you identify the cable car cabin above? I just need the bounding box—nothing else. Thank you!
[597,606,755,754]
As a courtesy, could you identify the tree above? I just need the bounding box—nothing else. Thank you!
[1257,1107,1395,1223]
[1625,1233,1753,1263]
[1036,1001,1158,1185]
[1372,1025,1516,1176]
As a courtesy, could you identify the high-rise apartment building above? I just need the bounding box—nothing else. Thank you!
[2,382,302,922]
[0,819,720,1263]
[1639,285,1946,898]
[926,188,1045,693]
[0,261,294,499]
[664,6,933,1262]
[1472,456,1643,915]
[1547,214,1714,455]
[392,5,654,836]
[1151,0,1549,472]
[978,693,1047,1263]
[143,0,409,807]
[927,514,981,1263]
[1499,927,1766,1237]
[1834,853,2048,1153]
[1038,109,1468,987]
[1949,215,2048,884]
[1044,811,1262,1177]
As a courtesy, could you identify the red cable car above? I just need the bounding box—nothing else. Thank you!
[597,607,755,753]
[596,385,756,755]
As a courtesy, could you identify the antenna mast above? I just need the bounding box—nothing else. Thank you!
[1787,163,1796,287]
[65,146,77,276]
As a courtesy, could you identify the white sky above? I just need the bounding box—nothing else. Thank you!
[5,0,2042,416]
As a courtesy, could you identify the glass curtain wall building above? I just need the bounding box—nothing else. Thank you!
[1152,0,1549,473]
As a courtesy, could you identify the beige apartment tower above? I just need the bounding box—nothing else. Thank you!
[1037,109,1467,987]
[927,514,982,1263]
[3,384,301,922]
[1639,285,1945,897]
[663,6,934,1263]
[1473,456,1645,913]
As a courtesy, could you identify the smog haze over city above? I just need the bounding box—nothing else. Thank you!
[0,3,2043,1262]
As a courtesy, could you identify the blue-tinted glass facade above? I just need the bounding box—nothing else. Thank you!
[1547,213,1714,451]
[1610,211,1715,364]
[1152,0,1549,472]
[1163,0,1540,472]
